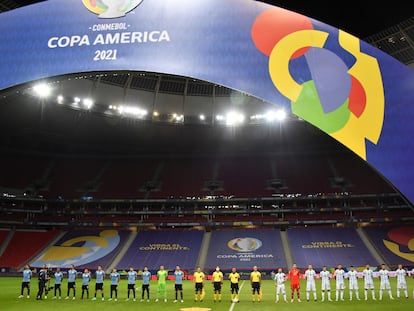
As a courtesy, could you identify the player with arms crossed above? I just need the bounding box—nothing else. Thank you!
[288,263,301,302]
[274,267,288,303]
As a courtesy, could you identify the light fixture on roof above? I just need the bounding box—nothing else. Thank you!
[33,83,51,98]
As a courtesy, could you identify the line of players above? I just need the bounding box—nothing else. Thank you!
[18,263,241,303]
[274,263,414,303]
[18,263,414,302]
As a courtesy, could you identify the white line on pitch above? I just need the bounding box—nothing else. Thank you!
[229,280,245,311]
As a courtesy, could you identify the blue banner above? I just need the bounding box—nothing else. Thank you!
[2,0,414,205]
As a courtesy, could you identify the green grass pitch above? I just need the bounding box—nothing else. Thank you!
[2,277,414,311]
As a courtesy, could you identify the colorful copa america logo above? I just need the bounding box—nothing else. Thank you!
[82,0,144,18]
[228,237,262,252]
[251,8,384,160]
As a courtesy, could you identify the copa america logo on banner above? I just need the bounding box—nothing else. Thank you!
[82,0,144,18]
[227,237,262,252]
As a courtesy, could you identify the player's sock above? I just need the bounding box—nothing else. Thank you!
[306,291,309,300]
[321,292,325,301]
[219,294,222,301]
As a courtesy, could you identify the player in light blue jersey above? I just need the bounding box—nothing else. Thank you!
[19,265,32,298]
[141,266,151,302]
[109,268,120,301]
[81,268,91,299]
[53,267,63,299]
[174,265,184,303]
[126,266,137,301]
[92,265,105,301]
[65,264,77,299]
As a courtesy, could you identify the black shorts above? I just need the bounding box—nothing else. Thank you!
[231,283,239,292]
[95,283,104,291]
[175,284,183,291]
[82,285,88,290]
[142,284,149,291]
[195,282,203,291]
[213,282,222,291]
[54,284,61,289]
[128,284,135,290]
[110,284,118,291]
[252,282,260,291]
[68,282,75,289]
[22,282,30,289]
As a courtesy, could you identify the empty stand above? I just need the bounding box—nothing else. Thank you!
[96,158,159,199]
[287,227,376,269]
[0,229,59,269]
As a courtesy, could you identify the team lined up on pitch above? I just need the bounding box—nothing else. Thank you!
[18,263,414,302]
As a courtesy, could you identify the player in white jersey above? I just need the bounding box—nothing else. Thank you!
[334,264,345,301]
[395,264,408,299]
[362,264,376,300]
[347,266,360,300]
[304,264,317,302]
[412,268,414,299]
[273,268,287,303]
[378,264,394,300]
[319,266,332,302]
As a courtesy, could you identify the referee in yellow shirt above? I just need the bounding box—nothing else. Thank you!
[211,266,223,302]
[229,267,240,302]
[193,266,205,302]
[250,265,262,302]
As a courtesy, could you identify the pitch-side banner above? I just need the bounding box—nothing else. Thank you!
[1,0,414,204]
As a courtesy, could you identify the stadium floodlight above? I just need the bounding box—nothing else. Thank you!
[83,98,94,110]
[275,109,286,121]
[216,114,224,121]
[225,111,245,126]
[56,95,64,104]
[199,114,205,121]
[117,105,148,118]
[33,83,51,98]
[265,109,286,122]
